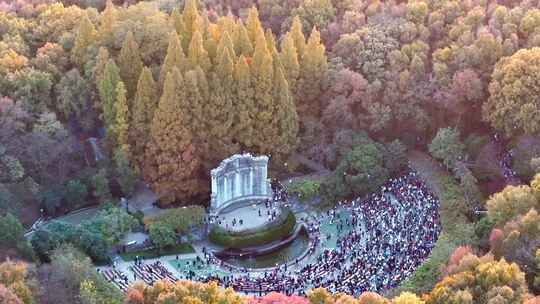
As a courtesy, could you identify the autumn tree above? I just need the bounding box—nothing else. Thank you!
[427,253,529,304]
[187,30,211,72]
[203,49,238,166]
[428,127,465,169]
[181,0,201,51]
[250,34,278,156]
[280,33,300,94]
[54,68,90,121]
[97,0,116,47]
[393,292,424,304]
[125,280,244,304]
[145,69,200,204]
[490,209,540,289]
[358,292,389,304]
[486,184,539,227]
[232,55,255,149]
[296,26,327,118]
[0,261,33,304]
[273,67,299,159]
[159,32,186,88]
[98,59,121,136]
[71,12,96,68]
[129,67,157,169]
[118,31,143,99]
[114,81,129,155]
[483,48,540,137]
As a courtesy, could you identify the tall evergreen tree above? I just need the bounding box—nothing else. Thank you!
[217,14,236,37]
[280,33,300,94]
[251,34,276,154]
[145,69,200,204]
[171,8,185,38]
[72,12,97,68]
[246,7,264,45]
[273,67,299,159]
[233,55,255,149]
[182,0,201,51]
[265,29,278,56]
[203,24,219,62]
[290,16,306,58]
[118,31,143,99]
[297,27,327,118]
[130,67,158,169]
[188,31,211,72]
[93,47,110,86]
[98,59,121,133]
[204,49,237,165]
[216,31,236,64]
[233,21,253,57]
[114,81,130,156]
[159,32,186,89]
[91,47,109,113]
[98,0,116,47]
[183,69,206,146]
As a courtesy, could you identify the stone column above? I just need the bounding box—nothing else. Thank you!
[223,175,228,202]
[235,170,241,197]
[249,168,254,196]
[211,174,217,209]
[261,163,268,195]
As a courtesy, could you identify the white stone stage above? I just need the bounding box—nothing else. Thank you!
[210,154,273,215]
[214,202,283,233]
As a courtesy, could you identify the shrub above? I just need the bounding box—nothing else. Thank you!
[64,179,88,210]
[286,180,320,202]
[143,206,205,234]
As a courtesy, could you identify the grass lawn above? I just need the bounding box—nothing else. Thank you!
[119,243,195,261]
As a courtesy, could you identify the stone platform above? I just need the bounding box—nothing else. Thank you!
[214,202,282,233]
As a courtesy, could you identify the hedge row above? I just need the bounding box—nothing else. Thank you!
[209,211,297,249]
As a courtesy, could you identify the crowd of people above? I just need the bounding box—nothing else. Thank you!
[203,170,441,296]
[99,268,130,292]
[100,170,441,297]
[494,133,519,183]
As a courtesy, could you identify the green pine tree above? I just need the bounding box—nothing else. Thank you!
[118,31,143,99]
[98,59,121,134]
[114,81,130,156]
[129,67,157,169]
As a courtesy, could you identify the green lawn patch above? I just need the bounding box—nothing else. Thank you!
[119,243,195,261]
